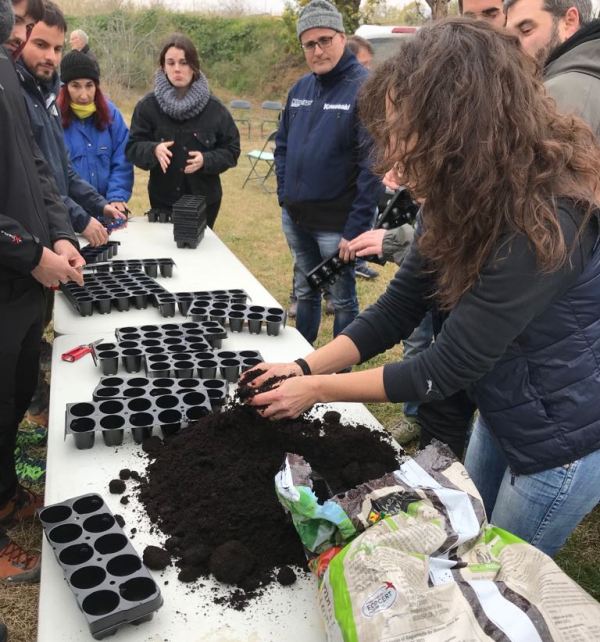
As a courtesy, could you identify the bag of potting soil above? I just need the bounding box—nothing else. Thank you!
[275,443,600,642]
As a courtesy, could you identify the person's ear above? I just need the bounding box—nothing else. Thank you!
[562,6,581,37]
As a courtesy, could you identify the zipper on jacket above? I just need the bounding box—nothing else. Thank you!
[294,82,323,195]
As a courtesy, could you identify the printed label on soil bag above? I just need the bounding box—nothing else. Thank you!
[361,582,398,617]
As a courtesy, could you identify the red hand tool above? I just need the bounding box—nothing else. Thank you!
[61,338,103,363]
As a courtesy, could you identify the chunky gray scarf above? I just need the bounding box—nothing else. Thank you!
[154,69,210,121]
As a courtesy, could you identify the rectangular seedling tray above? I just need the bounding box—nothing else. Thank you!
[187,301,287,336]
[92,376,228,410]
[172,289,249,315]
[60,271,173,318]
[115,320,226,347]
[79,241,120,265]
[83,258,175,279]
[38,494,163,639]
[65,387,216,448]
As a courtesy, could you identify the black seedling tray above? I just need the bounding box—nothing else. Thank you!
[172,195,206,249]
[146,207,171,223]
[115,320,226,347]
[60,272,173,317]
[172,289,249,315]
[93,332,261,381]
[38,494,163,639]
[65,388,214,448]
[188,301,287,336]
[93,339,210,376]
[92,376,228,410]
[83,258,175,279]
[306,253,353,290]
[79,241,120,264]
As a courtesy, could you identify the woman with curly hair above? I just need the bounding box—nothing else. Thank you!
[126,33,240,228]
[245,18,600,557]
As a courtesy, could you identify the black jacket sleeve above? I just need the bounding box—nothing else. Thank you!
[126,98,160,171]
[32,143,78,245]
[0,214,44,272]
[201,107,241,175]
[343,204,598,403]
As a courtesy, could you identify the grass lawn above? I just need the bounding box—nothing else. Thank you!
[1,121,598,642]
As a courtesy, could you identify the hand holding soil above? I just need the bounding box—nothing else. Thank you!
[240,361,303,390]
[250,375,320,420]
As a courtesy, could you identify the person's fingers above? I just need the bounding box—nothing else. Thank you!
[164,140,175,148]
[68,265,84,286]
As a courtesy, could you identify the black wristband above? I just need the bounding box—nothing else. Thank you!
[294,357,312,376]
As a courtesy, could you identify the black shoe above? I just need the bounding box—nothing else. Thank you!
[0,621,7,641]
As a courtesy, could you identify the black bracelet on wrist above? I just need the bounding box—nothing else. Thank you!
[294,357,312,376]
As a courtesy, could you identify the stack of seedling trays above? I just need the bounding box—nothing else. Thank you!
[65,386,217,448]
[172,195,206,249]
[188,300,287,336]
[38,494,163,638]
[172,288,249,315]
[61,271,175,317]
[79,241,120,264]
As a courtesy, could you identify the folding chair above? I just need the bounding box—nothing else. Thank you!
[242,130,277,193]
[259,100,283,137]
[229,99,252,138]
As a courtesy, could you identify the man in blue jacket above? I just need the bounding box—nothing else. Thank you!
[275,0,380,345]
[16,1,125,247]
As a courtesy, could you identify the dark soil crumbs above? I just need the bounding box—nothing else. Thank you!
[137,402,399,609]
[143,545,171,571]
[109,479,126,494]
[119,468,131,480]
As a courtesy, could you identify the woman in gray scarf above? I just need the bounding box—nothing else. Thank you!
[126,33,241,228]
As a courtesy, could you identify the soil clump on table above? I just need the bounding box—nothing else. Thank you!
[137,402,400,609]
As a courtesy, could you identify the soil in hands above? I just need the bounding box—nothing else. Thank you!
[136,402,400,609]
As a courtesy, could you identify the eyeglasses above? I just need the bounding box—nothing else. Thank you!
[300,34,338,52]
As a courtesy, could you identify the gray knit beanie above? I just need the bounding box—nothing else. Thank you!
[0,0,15,45]
[296,0,345,39]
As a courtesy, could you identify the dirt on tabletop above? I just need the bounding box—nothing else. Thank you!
[133,398,400,609]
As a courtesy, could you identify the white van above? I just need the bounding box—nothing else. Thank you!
[354,24,418,64]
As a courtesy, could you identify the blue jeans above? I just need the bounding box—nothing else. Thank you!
[402,312,434,417]
[282,209,358,345]
[464,416,600,557]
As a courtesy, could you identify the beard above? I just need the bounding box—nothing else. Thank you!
[534,17,562,66]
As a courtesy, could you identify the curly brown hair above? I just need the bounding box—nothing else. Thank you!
[359,17,600,309]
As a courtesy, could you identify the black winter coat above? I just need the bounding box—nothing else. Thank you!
[0,47,77,284]
[126,93,240,210]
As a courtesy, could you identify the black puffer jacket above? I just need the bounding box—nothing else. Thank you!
[0,47,77,284]
[126,93,240,210]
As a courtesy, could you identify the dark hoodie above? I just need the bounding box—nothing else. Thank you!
[0,0,76,283]
[544,19,600,135]
[274,48,380,241]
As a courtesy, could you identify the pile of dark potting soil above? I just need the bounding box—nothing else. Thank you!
[137,401,400,608]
